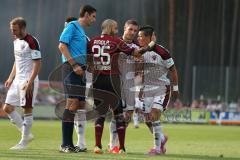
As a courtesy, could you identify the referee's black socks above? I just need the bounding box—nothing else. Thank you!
[62,109,75,147]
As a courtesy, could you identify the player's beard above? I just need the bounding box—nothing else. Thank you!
[124,36,134,43]
[17,31,26,39]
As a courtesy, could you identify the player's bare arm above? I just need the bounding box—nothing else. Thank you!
[5,62,16,88]
[169,65,179,99]
[59,42,84,76]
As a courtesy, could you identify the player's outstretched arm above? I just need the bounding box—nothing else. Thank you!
[5,62,16,88]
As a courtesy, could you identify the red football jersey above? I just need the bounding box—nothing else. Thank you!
[88,34,134,75]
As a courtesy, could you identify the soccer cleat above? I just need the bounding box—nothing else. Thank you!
[148,148,162,155]
[59,145,77,153]
[10,133,34,150]
[108,146,119,154]
[74,146,87,152]
[119,148,126,154]
[10,143,27,150]
[26,133,34,142]
[161,135,168,154]
[94,146,103,154]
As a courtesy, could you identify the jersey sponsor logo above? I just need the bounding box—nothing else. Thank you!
[152,55,157,61]
[166,58,173,64]
[31,50,41,59]
[95,64,111,70]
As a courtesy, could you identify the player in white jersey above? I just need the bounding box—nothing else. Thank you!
[3,17,41,150]
[108,20,146,153]
[137,26,179,155]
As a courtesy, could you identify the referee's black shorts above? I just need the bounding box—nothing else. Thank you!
[93,74,123,116]
[62,62,86,101]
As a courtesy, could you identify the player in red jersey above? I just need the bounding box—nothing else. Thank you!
[88,19,151,154]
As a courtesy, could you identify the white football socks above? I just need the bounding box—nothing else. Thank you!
[20,113,33,145]
[152,120,162,150]
[75,112,86,148]
[109,119,118,149]
[8,110,23,132]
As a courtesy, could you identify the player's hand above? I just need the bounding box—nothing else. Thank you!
[138,47,147,55]
[133,49,142,59]
[73,65,84,76]
[22,81,33,99]
[87,65,95,73]
[4,78,13,89]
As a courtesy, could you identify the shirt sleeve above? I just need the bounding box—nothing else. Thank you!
[59,23,75,45]
[163,58,174,68]
[117,38,134,54]
[156,45,174,68]
[28,37,41,60]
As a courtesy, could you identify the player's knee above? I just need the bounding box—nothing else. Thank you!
[150,108,161,121]
[22,107,33,114]
[150,113,160,122]
[3,104,14,114]
[78,101,86,109]
[95,116,105,126]
[66,98,80,111]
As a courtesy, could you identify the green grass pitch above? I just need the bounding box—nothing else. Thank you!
[0,120,240,160]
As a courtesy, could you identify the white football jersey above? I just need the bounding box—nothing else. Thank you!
[118,40,139,78]
[142,44,174,87]
[14,34,41,80]
[118,40,140,109]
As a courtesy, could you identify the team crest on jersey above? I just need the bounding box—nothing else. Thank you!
[152,55,157,61]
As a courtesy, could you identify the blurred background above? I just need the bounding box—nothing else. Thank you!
[0,0,240,124]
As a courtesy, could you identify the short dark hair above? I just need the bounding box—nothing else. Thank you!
[139,25,154,37]
[65,16,77,23]
[124,19,138,27]
[79,5,96,17]
[10,17,26,29]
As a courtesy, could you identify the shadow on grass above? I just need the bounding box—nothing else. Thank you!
[1,150,239,160]
[127,152,239,160]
